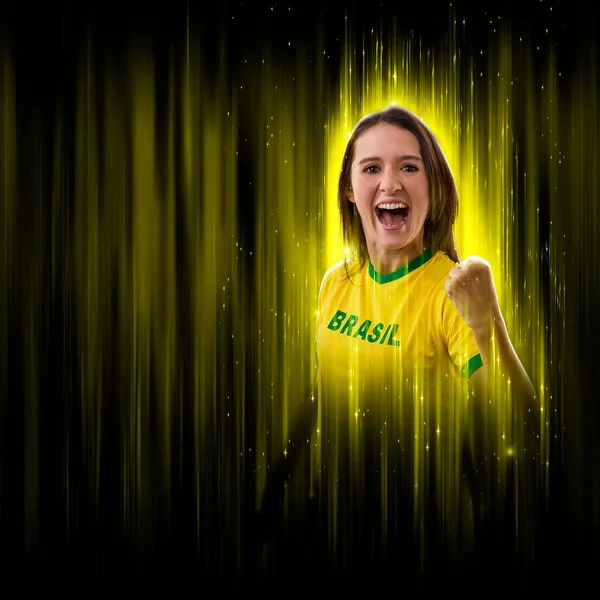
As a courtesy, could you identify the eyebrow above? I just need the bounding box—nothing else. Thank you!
[357,155,424,165]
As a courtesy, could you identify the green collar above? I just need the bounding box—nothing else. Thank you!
[368,248,435,284]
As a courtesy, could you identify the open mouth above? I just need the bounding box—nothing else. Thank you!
[375,202,410,228]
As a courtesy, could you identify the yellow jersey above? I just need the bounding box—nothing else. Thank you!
[315,248,481,400]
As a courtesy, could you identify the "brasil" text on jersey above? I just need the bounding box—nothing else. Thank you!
[326,309,401,346]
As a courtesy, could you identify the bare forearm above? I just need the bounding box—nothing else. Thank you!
[468,305,540,540]
[472,303,537,411]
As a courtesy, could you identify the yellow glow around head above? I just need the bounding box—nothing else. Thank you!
[326,79,493,270]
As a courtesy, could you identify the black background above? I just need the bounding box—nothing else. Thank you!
[1,0,599,590]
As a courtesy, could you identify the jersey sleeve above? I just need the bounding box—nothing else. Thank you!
[315,279,325,347]
[314,259,347,348]
[315,268,332,347]
[441,294,483,379]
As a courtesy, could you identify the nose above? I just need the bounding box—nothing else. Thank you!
[379,167,403,193]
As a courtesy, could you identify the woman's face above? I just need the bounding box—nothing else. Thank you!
[349,124,430,259]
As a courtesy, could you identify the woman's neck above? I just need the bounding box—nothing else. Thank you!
[368,243,427,275]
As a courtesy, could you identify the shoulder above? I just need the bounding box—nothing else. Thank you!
[430,250,458,271]
[320,258,356,285]
[318,258,362,298]
[322,258,350,281]
[422,253,459,330]
[422,251,457,287]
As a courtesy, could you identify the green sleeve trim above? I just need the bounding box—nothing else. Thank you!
[462,353,483,379]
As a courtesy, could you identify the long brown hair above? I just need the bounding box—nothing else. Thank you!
[338,105,460,278]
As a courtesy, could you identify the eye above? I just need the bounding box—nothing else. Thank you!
[364,165,380,174]
[400,164,419,172]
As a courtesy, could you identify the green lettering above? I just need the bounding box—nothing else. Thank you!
[367,322,384,343]
[386,324,401,346]
[380,324,392,344]
[327,310,347,331]
[353,319,372,341]
[340,314,359,336]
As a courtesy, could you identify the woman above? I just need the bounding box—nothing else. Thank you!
[255,106,538,582]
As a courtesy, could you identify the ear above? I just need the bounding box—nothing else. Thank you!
[348,188,355,203]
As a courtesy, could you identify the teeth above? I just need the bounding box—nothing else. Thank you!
[377,202,408,210]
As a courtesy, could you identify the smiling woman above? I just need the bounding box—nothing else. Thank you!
[338,106,460,276]
[348,124,431,271]
[256,105,539,584]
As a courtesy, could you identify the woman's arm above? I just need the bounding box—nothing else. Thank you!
[445,256,539,471]
[253,367,320,538]
[446,257,540,557]
[445,256,537,411]
[468,304,539,465]
[468,302,537,411]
